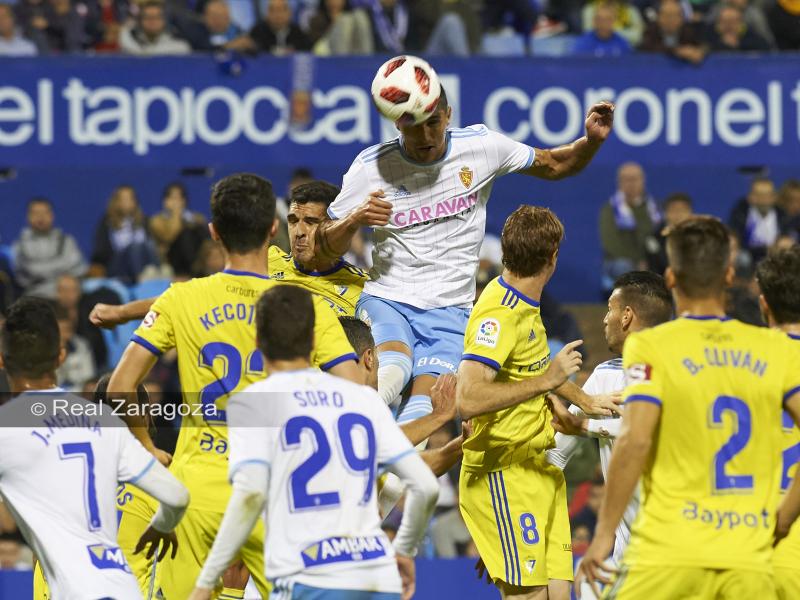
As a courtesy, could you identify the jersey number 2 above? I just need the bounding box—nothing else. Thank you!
[59,442,102,531]
[198,342,264,423]
[709,396,754,493]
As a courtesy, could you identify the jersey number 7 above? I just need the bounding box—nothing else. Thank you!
[59,442,102,531]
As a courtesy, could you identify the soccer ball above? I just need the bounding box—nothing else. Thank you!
[371,55,441,127]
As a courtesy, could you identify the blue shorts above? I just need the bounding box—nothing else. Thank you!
[271,583,400,600]
[356,293,470,378]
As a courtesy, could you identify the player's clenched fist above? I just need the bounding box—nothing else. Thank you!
[544,339,583,389]
[348,190,393,227]
[585,101,614,144]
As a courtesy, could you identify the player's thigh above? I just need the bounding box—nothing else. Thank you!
[356,294,414,350]
[408,306,469,378]
[603,565,709,600]
[281,584,400,599]
[118,511,159,598]
[544,469,573,583]
[715,569,776,600]
[238,518,271,599]
[776,567,800,600]
[159,509,223,599]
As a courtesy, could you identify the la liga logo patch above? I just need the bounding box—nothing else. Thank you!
[475,318,500,348]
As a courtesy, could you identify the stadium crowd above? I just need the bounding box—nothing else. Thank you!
[0,0,799,57]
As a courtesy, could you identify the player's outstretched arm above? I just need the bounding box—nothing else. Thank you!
[316,190,392,261]
[520,102,614,181]
[777,392,800,544]
[457,340,582,420]
[555,380,623,417]
[575,399,659,598]
[90,297,155,329]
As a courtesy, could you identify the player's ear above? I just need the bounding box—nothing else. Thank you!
[664,267,676,290]
[724,264,735,287]
[208,222,219,242]
[57,346,67,368]
[363,348,375,372]
[622,305,634,331]
[271,218,279,239]
[758,294,772,326]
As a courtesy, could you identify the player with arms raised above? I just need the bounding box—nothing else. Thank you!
[316,59,616,426]
[577,217,800,599]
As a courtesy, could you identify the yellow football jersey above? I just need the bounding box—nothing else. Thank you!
[131,270,357,512]
[460,276,553,473]
[267,245,368,316]
[622,317,800,573]
[774,333,800,570]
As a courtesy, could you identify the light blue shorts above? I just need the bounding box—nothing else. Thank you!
[356,293,470,378]
[271,583,400,600]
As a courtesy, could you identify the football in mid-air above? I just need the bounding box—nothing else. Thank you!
[371,55,442,126]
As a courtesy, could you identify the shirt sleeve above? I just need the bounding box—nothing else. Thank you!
[327,158,368,220]
[486,128,536,177]
[310,295,358,371]
[226,393,274,482]
[372,393,416,470]
[622,332,663,407]
[783,338,800,406]
[130,284,178,356]
[461,302,517,373]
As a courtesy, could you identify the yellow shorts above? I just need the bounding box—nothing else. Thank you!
[604,565,776,600]
[459,458,573,588]
[117,509,161,599]
[158,507,270,600]
[775,566,800,600]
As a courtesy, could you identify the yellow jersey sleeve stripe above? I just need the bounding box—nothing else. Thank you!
[131,334,163,357]
[319,352,359,371]
[462,353,501,372]
[626,394,662,406]
[785,386,800,404]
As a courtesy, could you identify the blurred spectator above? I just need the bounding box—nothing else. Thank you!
[55,304,96,391]
[191,238,225,277]
[573,2,632,56]
[778,179,800,238]
[768,0,800,51]
[0,3,38,55]
[17,0,90,53]
[90,185,160,283]
[571,524,592,558]
[182,0,242,50]
[638,0,707,64]
[571,479,604,535]
[707,3,770,52]
[91,0,127,52]
[581,0,644,46]
[230,0,310,54]
[646,192,694,274]
[12,198,87,299]
[0,534,32,570]
[55,273,108,370]
[728,176,791,263]
[351,0,408,53]
[274,167,314,251]
[149,182,208,278]
[308,0,373,55]
[706,0,774,48]
[482,0,536,38]
[406,0,474,56]
[120,0,191,55]
[599,162,661,294]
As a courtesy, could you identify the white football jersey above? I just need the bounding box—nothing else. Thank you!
[329,125,535,309]
[227,369,416,593]
[0,391,156,600]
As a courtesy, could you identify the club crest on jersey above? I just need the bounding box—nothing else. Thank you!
[626,363,652,384]
[459,166,473,188]
[475,318,500,348]
[301,535,387,567]
[525,559,537,574]
[87,544,131,572]
[142,310,159,328]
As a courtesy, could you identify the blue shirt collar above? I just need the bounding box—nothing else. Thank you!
[497,276,540,307]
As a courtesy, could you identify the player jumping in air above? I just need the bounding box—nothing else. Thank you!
[577,217,800,599]
[0,298,189,600]
[756,246,800,600]
[315,85,617,427]
[189,286,439,600]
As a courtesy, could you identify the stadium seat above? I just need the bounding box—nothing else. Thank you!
[480,29,527,57]
[81,277,131,305]
[130,278,171,300]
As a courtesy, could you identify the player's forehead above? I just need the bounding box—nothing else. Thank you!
[288,201,327,220]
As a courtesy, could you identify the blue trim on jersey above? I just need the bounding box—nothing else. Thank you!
[597,359,624,371]
[397,132,452,166]
[498,276,540,307]
[378,448,415,470]
[626,394,662,406]
[784,386,800,405]
[127,457,156,485]
[327,206,338,220]
[681,315,731,321]
[523,147,535,170]
[223,269,270,280]
[462,353,501,372]
[319,352,358,371]
[488,473,512,586]
[789,333,800,341]
[131,334,163,357]
[228,459,270,483]
[293,258,346,277]
[498,472,521,586]
[449,126,488,138]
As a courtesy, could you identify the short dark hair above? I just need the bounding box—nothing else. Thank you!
[163,181,187,201]
[338,316,374,357]
[436,85,449,114]
[664,192,692,210]
[256,285,315,361]
[1,297,60,379]
[613,271,673,327]
[666,216,731,298]
[27,197,52,210]
[94,372,149,406]
[210,173,275,254]
[290,181,340,209]
[501,206,564,278]
[757,246,800,325]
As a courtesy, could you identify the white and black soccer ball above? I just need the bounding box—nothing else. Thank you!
[370,55,441,126]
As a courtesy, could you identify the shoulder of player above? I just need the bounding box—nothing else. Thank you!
[268,245,292,263]
[355,139,401,164]
[449,124,490,139]
[594,358,624,372]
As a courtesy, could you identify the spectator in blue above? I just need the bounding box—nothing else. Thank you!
[0,3,37,55]
[89,185,159,284]
[728,176,792,263]
[572,2,632,56]
[180,0,242,51]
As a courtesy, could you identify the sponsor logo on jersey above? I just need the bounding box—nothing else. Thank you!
[142,310,158,328]
[87,544,131,572]
[301,535,387,568]
[459,166,473,188]
[272,271,285,279]
[394,185,411,198]
[416,356,456,372]
[475,318,500,348]
[625,363,652,384]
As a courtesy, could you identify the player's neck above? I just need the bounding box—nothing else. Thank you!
[266,357,312,373]
[9,373,59,394]
[775,322,800,337]
[501,270,546,304]
[298,256,339,273]
[674,291,726,319]
[225,247,269,276]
